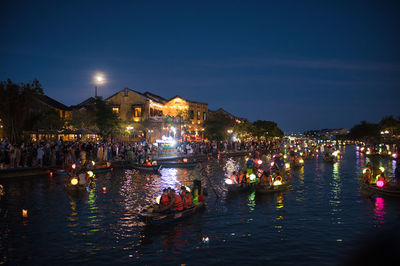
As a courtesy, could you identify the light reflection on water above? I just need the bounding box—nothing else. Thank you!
[0,147,400,265]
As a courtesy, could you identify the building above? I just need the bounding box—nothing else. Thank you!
[105,88,208,142]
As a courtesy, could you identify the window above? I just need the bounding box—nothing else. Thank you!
[112,107,119,114]
[197,111,201,120]
[203,112,207,121]
[134,107,142,117]
[189,110,194,119]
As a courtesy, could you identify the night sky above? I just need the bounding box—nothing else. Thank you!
[1,0,399,133]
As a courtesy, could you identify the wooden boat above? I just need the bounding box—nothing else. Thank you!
[159,162,196,169]
[360,182,400,198]
[256,182,292,194]
[0,167,51,179]
[129,163,162,173]
[323,155,336,163]
[56,162,112,176]
[137,201,206,224]
[226,182,255,193]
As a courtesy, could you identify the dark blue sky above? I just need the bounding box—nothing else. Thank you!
[1,0,399,133]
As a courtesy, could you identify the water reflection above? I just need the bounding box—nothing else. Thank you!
[373,197,386,227]
[330,161,342,225]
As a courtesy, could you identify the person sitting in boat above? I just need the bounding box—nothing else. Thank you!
[238,172,245,183]
[160,188,171,209]
[180,186,193,209]
[163,189,184,212]
[230,172,238,184]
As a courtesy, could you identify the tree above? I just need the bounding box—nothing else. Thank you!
[379,116,400,136]
[233,120,254,139]
[204,113,235,140]
[32,108,65,131]
[252,120,284,138]
[0,79,44,143]
[349,120,380,140]
[94,97,120,138]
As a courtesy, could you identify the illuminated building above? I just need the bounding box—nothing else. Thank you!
[105,88,208,142]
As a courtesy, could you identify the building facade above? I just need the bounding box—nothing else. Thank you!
[105,89,208,142]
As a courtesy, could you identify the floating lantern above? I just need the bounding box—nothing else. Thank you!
[299,159,304,164]
[283,155,287,159]
[379,167,385,173]
[87,171,94,177]
[273,180,282,186]
[257,160,262,165]
[285,163,290,169]
[50,172,53,177]
[22,209,28,218]
[70,177,78,185]
[202,236,210,244]
[270,162,275,167]
[249,174,256,181]
[393,153,398,159]
[72,163,76,170]
[102,187,107,193]
[225,179,233,185]
[183,158,188,163]
[376,180,384,188]
[91,160,95,166]
[185,186,191,193]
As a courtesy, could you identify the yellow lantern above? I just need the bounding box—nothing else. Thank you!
[22,209,28,217]
[70,177,78,185]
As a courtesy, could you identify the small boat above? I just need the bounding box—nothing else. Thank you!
[56,162,112,175]
[129,163,161,173]
[226,182,255,193]
[256,182,292,194]
[137,201,206,224]
[323,155,336,163]
[159,162,196,168]
[360,182,400,198]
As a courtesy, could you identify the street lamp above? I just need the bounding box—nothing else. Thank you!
[94,74,105,97]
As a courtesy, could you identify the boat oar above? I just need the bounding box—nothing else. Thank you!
[201,167,220,199]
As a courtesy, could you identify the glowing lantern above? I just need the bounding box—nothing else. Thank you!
[257,160,262,165]
[299,152,303,156]
[50,172,53,177]
[376,180,384,188]
[285,163,290,169]
[87,171,94,177]
[185,186,191,193]
[379,167,385,173]
[363,169,368,174]
[283,155,287,159]
[273,180,282,186]
[299,159,304,164]
[91,161,95,166]
[156,195,161,204]
[70,177,78,185]
[102,187,107,192]
[270,162,275,167]
[72,163,76,170]
[225,179,233,185]
[22,209,28,218]
[332,151,339,157]
[183,158,188,163]
[249,174,256,181]
[393,153,398,159]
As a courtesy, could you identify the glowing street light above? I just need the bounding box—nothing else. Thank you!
[94,73,105,97]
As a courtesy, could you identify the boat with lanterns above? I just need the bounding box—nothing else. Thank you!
[56,161,112,175]
[323,150,339,163]
[360,182,400,198]
[128,163,162,173]
[256,175,291,194]
[137,201,206,224]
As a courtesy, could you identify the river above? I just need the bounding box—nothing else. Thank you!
[0,145,399,265]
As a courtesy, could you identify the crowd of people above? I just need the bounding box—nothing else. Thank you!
[0,137,284,170]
